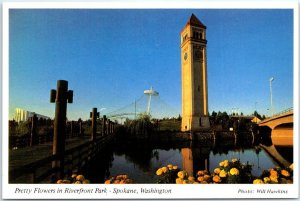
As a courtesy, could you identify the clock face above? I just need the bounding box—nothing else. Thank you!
[184,52,188,61]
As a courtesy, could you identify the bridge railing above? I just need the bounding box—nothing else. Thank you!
[261,107,293,123]
[271,107,293,117]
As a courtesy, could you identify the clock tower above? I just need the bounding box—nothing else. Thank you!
[181,14,210,131]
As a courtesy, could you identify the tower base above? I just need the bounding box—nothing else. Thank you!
[181,116,210,132]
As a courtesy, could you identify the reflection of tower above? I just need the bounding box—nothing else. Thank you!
[181,146,210,176]
[181,14,210,131]
[144,87,159,115]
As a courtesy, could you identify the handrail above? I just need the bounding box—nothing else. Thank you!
[261,107,293,122]
[9,134,114,183]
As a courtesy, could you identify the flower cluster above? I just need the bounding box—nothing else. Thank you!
[56,174,90,184]
[104,174,133,184]
[155,164,180,183]
[253,163,293,184]
[175,170,199,184]
[211,159,252,184]
[195,170,212,184]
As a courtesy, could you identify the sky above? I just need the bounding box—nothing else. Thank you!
[8,9,294,120]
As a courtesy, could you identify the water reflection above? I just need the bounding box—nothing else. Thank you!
[82,133,293,183]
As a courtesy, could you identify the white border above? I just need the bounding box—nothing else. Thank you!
[2,1,299,199]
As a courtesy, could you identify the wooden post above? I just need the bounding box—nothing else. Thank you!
[107,120,111,135]
[70,121,74,138]
[78,119,83,137]
[30,114,38,146]
[102,115,107,136]
[90,108,99,141]
[111,122,114,134]
[50,80,73,181]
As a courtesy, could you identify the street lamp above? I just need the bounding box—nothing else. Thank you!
[269,77,274,116]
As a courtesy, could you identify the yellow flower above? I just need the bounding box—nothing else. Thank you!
[156,168,163,176]
[71,174,77,179]
[214,168,221,174]
[270,169,278,178]
[219,170,227,178]
[231,158,238,163]
[197,176,204,182]
[253,179,264,184]
[281,169,290,177]
[263,177,271,183]
[197,170,205,176]
[223,160,229,167]
[193,181,200,184]
[104,180,111,184]
[177,171,187,179]
[289,163,293,171]
[172,166,178,170]
[269,175,278,183]
[167,164,173,168]
[76,175,85,181]
[176,178,184,184]
[213,175,221,183]
[204,175,211,181]
[229,168,240,176]
[188,176,195,181]
[113,179,120,184]
[219,161,224,167]
[162,166,169,173]
[56,179,63,184]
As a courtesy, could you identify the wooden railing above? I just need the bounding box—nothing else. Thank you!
[9,134,114,183]
[9,132,84,149]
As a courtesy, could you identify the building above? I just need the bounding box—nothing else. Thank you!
[181,14,210,131]
[14,108,50,122]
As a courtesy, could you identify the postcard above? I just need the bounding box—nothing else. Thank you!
[2,1,299,199]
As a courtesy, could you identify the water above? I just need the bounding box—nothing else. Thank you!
[82,136,293,183]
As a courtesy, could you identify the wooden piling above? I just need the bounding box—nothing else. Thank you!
[50,80,73,181]
[90,108,99,141]
[102,115,107,135]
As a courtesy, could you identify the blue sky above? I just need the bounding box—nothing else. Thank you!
[9,9,293,120]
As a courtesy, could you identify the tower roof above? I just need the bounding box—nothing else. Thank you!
[186,14,206,29]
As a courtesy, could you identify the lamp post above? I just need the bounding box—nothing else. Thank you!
[269,77,274,116]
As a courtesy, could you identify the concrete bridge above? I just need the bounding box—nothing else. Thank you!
[258,108,293,146]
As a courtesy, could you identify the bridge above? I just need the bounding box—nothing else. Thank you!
[104,91,179,121]
[258,108,293,146]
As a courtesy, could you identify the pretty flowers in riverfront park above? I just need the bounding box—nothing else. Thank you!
[212,175,221,183]
[56,174,90,184]
[253,179,264,184]
[156,168,163,176]
[214,168,221,174]
[219,170,227,178]
[253,165,293,184]
[104,175,133,184]
[229,168,240,176]
[281,169,290,177]
[155,164,181,184]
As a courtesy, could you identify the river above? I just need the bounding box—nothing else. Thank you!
[81,134,293,184]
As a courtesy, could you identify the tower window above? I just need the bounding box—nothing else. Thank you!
[182,34,188,43]
[193,31,199,39]
[200,32,203,39]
